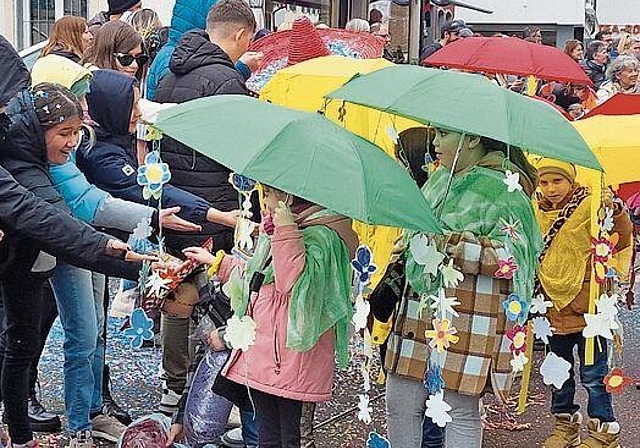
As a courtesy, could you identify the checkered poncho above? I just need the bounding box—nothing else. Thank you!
[386,157,542,399]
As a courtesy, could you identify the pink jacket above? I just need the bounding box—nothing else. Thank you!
[220,223,336,403]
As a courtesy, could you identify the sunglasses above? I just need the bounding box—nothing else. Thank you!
[114,53,149,67]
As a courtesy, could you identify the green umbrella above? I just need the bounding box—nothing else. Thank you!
[154,95,442,233]
[326,66,602,170]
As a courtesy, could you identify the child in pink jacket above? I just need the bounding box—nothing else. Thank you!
[183,185,357,448]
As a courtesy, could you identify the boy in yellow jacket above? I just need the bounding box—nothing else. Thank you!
[534,159,632,448]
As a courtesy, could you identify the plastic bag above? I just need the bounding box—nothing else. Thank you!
[183,349,234,446]
[117,413,188,448]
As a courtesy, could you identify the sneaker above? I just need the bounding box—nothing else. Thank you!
[577,419,620,448]
[27,394,61,433]
[226,406,241,429]
[221,427,244,448]
[158,386,181,416]
[91,413,126,442]
[69,430,93,448]
[545,412,583,448]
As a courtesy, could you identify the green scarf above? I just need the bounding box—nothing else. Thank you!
[406,159,542,302]
[237,225,353,369]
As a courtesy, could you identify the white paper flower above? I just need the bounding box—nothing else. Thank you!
[510,352,529,373]
[224,314,257,352]
[582,312,615,340]
[409,234,445,276]
[145,271,172,298]
[540,352,572,389]
[596,293,619,324]
[235,217,256,253]
[425,392,452,428]
[440,259,464,288]
[503,170,523,193]
[429,288,460,319]
[530,294,553,315]
[357,394,373,424]
[532,316,554,345]
[132,218,152,240]
[600,207,614,233]
[386,125,399,144]
[352,298,370,332]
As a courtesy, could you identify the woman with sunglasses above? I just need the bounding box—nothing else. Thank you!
[84,21,148,80]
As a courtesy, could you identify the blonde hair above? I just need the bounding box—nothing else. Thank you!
[41,16,88,60]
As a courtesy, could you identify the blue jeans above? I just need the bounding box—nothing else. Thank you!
[50,263,106,434]
[548,333,615,422]
[423,416,445,448]
[241,409,259,447]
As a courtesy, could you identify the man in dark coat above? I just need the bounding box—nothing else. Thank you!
[154,0,255,252]
[152,0,256,423]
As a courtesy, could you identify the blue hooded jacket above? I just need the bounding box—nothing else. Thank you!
[146,0,251,100]
[77,70,212,224]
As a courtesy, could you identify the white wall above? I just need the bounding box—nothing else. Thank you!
[456,0,584,25]
[597,0,640,24]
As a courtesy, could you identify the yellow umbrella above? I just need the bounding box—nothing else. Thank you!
[261,55,425,291]
[573,114,640,186]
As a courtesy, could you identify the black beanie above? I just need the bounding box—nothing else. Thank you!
[107,0,140,15]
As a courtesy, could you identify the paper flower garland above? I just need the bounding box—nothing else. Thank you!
[495,257,519,280]
[224,314,257,352]
[583,293,620,340]
[426,318,460,352]
[124,308,154,349]
[502,293,529,323]
[540,352,571,389]
[603,367,633,394]
[137,151,171,200]
[366,432,390,448]
[599,207,614,233]
[532,316,554,344]
[506,324,528,356]
[591,234,618,284]
[503,170,523,193]
[425,392,453,428]
[410,234,445,276]
[350,245,377,430]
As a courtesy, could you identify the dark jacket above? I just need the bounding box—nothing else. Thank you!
[581,59,607,89]
[46,47,82,63]
[0,35,30,107]
[153,31,248,251]
[0,91,139,279]
[77,70,212,226]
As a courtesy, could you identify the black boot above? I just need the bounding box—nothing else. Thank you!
[102,364,132,425]
[27,393,62,433]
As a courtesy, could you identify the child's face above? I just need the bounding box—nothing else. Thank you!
[538,173,573,207]
[262,186,289,213]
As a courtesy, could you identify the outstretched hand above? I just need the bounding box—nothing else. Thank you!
[160,206,202,233]
[166,423,183,447]
[182,246,216,265]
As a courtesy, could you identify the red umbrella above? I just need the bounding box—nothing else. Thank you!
[424,36,592,86]
[582,93,640,118]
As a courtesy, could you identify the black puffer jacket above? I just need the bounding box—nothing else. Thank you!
[154,30,247,251]
[0,91,139,279]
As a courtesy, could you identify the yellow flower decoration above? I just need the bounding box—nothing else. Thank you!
[425,318,460,353]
